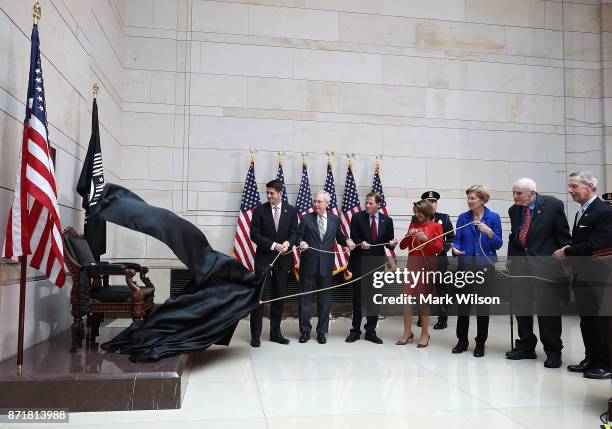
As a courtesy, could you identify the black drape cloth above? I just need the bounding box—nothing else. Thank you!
[90,184,267,362]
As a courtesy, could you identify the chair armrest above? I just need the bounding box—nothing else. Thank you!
[84,263,128,276]
[114,262,142,271]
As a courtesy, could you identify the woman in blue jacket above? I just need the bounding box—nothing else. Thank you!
[451,185,503,357]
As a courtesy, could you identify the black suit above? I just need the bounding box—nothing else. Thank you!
[564,197,612,369]
[249,201,298,339]
[347,211,395,335]
[297,212,348,335]
[507,194,571,356]
[411,211,454,320]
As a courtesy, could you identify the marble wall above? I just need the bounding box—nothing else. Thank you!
[0,0,609,360]
[0,0,125,360]
[122,0,605,257]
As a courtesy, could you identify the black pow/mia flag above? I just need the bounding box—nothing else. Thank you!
[76,98,106,258]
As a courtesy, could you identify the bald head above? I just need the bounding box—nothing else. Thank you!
[512,178,537,206]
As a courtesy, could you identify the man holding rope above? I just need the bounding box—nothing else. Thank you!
[345,192,398,344]
[298,190,355,344]
[506,178,570,368]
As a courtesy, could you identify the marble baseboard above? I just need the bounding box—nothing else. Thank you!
[0,327,191,412]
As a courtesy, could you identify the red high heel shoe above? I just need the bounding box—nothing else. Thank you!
[417,334,430,348]
[395,333,414,345]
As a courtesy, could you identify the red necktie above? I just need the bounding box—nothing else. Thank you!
[370,215,377,242]
[518,207,531,246]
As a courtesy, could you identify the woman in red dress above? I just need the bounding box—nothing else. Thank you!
[396,200,443,348]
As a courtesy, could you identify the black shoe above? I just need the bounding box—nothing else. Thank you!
[317,333,326,344]
[544,354,562,368]
[270,333,290,345]
[299,332,310,343]
[567,358,592,373]
[583,368,612,380]
[452,340,468,354]
[250,337,261,347]
[505,339,525,357]
[364,333,383,344]
[345,332,360,343]
[416,318,422,328]
[433,319,447,330]
[506,348,537,360]
[473,343,485,358]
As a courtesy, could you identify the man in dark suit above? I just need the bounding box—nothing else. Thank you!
[345,192,397,344]
[505,178,570,368]
[554,171,612,379]
[415,191,454,330]
[298,190,355,344]
[249,179,298,347]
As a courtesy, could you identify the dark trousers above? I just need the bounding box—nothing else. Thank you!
[574,280,610,368]
[455,264,493,344]
[350,271,378,335]
[299,274,332,335]
[511,273,564,355]
[435,265,450,320]
[250,267,288,339]
[515,315,563,355]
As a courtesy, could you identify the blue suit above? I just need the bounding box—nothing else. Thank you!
[453,207,503,266]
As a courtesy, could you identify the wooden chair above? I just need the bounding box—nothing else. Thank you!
[62,227,155,352]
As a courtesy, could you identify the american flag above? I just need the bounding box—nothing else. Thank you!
[232,159,261,272]
[324,161,348,275]
[340,161,361,242]
[293,162,313,275]
[371,162,397,268]
[275,160,289,204]
[3,25,65,287]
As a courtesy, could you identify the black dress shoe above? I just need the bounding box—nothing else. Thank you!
[452,340,469,354]
[364,333,383,344]
[345,332,360,343]
[317,333,326,344]
[506,348,537,360]
[250,337,261,347]
[433,319,447,330]
[583,368,612,380]
[473,343,485,358]
[544,354,562,368]
[299,333,310,343]
[270,333,290,345]
[567,358,592,373]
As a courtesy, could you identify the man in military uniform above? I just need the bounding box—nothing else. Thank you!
[415,191,455,330]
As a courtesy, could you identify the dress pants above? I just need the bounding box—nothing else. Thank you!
[299,274,332,335]
[574,278,610,369]
[435,264,450,320]
[515,315,562,354]
[350,271,378,335]
[250,267,288,339]
[455,264,493,344]
[512,273,564,355]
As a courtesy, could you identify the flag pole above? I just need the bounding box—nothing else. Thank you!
[17,1,42,376]
[16,256,27,375]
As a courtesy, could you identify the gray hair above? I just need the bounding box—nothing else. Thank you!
[314,190,330,203]
[513,177,537,193]
[569,170,598,191]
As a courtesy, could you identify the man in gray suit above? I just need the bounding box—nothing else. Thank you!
[298,190,355,344]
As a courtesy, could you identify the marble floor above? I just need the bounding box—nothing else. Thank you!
[5,316,610,429]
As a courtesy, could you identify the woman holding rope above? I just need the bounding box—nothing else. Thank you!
[397,199,443,348]
[451,185,503,358]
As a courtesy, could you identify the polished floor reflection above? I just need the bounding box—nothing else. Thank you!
[13,315,610,429]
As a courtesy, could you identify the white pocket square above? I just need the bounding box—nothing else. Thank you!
[579,225,588,228]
